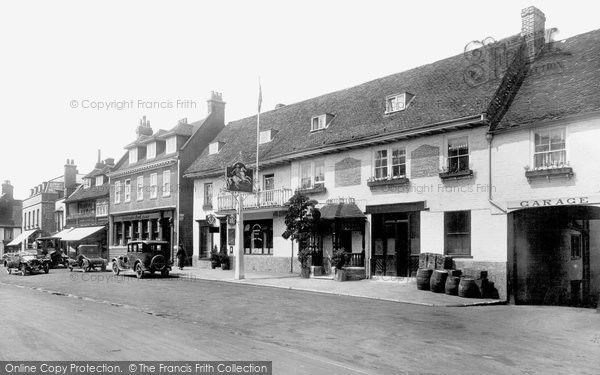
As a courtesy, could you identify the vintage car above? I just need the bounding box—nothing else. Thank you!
[47,249,69,268]
[2,252,18,267]
[112,240,171,278]
[68,244,107,272]
[5,251,50,275]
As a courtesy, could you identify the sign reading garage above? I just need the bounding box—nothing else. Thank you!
[508,195,600,209]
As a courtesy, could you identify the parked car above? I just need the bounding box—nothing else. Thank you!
[5,251,50,275]
[47,249,69,268]
[3,252,18,267]
[68,245,107,272]
[111,240,171,279]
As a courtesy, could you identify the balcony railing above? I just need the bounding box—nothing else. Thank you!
[217,188,293,211]
[347,253,365,267]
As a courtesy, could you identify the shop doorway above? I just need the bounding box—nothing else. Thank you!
[372,213,410,277]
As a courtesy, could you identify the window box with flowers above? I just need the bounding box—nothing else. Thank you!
[366,175,409,188]
[524,162,573,181]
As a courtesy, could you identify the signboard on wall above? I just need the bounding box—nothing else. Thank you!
[228,228,236,245]
[507,195,600,210]
[225,162,254,193]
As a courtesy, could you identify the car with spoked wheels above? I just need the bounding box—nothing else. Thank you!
[5,251,50,275]
[68,244,107,272]
[111,240,171,279]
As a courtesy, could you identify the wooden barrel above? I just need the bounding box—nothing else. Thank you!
[458,277,481,298]
[445,276,460,295]
[430,270,448,293]
[416,268,433,290]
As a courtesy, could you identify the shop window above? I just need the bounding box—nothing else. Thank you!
[444,210,471,256]
[243,220,273,255]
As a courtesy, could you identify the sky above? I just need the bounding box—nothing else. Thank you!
[0,0,598,200]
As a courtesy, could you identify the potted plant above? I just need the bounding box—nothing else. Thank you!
[331,248,349,281]
[282,193,321,278]
[219,251,230,270]
[210,246,220,269]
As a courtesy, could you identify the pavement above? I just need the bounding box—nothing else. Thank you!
[171,267,505,307]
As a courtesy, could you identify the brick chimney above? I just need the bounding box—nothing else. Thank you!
[64,159,78,197]
[95,149,104,169]
[1,180,13,199]
[104,157,115,167]
[207,91,225,121]
[521,6,546,63]
[136,116,153,138]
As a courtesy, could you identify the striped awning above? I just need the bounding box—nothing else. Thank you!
[7,229,39,247]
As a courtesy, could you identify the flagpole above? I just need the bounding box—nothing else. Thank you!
[256,78,262,196]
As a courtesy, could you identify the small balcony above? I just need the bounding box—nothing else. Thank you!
[217,188,293,212]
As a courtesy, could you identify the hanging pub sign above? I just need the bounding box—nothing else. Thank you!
[227,214,237,226]
[225,162,254,193]
[206,214,216,225]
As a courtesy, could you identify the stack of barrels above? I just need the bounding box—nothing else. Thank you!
[416,253,489,298]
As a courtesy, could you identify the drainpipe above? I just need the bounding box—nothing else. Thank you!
[486,132,507,214]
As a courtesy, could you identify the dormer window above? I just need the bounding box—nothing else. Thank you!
[147,142,156,159]
[84,179,91,188]
[95,176,104,186]
[385,92,414,114]
[209,141,224,155]
[259,130,277,144]
[129,148,138,164]
[166,136,177,154]
[311,115,327,132]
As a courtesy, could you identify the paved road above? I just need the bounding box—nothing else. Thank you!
[1,268,599,374]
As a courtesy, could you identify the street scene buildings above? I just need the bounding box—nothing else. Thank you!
[0,6,600,374]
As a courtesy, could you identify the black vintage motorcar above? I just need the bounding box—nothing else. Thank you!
[5,251,50,275]
[68,244,107,272]
[111,240,171,279]
[47,249,69,268]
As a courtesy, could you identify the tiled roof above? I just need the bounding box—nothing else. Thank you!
[123,119,203,149]
[184,40,519,176]
[64,183,111,203]
[494,29,600,130]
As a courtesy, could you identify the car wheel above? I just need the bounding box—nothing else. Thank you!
[7,267,11,275]
[135,264,144,279]
[161,269,169,278]
[112,261,120,276]
[20,264,27,276]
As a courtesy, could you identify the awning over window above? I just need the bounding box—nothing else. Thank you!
[320,203,366,220]
[59,226,105,242]
[7,229,39,247]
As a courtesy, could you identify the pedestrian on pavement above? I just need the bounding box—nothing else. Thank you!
[176,243,186,270]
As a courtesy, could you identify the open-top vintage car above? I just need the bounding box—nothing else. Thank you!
[5,251,50,275]
[68,244,107,272]
[112,240,171,279]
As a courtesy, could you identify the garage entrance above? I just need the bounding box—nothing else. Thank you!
[508,205,600,307]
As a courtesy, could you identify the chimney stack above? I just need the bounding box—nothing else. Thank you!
[207,91,225,121]
[95,149,104,169]
[104,157,115,167]
[136,115,153,138]
[1,180,13,199]
[64,159,78,197]
[521,6,546,62]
